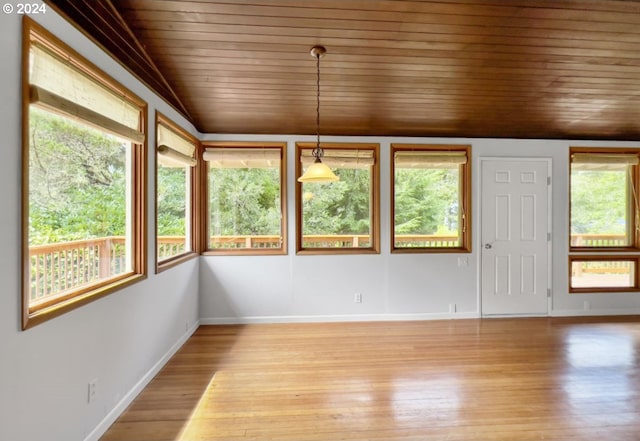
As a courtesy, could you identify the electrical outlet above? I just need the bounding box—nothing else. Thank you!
[88,379,98,404]
[457,256,468,267]
[584,301,591,311]
[449,303,456,313]
[354,293,362,303]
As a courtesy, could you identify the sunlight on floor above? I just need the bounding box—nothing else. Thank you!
[563,326,639,429]
[175,373,232,440]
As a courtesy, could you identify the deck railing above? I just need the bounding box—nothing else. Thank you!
[570,234,627,247]
[394,235,459,248]
[29,236,127,302]
[209,234,460,249]
[157,236,187,260]
[29,233,627,302]
[210,234,375,248]
[210,235,283,249]
[572,260,631,276]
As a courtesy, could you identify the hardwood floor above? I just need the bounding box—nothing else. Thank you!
[100,317,640,441]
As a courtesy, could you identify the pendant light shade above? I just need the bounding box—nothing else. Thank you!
[299,158,340,183]
[298,46,339,183]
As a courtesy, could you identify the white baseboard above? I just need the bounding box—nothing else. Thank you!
[550,308,640,317]
[482,313,548,318]
[83,320,200,441]
[201,309,640,325]
[200,312,479,325]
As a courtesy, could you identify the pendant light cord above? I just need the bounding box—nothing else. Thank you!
[315,50,322,160]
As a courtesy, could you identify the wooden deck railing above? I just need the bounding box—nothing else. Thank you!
[303,235,372,248]
[29,233,627,302]
[394,235,459,247]
[571,234,627,247]
[157,236,187,260]
[29,236,127,302]
[210,235,374,248]
[572,260,631,277]
[209,234,459,249]
[210,235,283,249]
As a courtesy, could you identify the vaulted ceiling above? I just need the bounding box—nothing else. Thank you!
[48,0,640,140]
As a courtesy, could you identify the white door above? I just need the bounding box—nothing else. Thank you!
[481,159,551,315]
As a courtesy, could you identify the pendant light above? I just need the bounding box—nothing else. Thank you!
[298,45,339,183]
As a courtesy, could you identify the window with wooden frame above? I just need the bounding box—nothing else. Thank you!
[569,147,640,292]
[156,113,199,270]
[22,19,147,329]
[296,142,380,254]
[570,256,640,292]
[391,144,471,253]
[203,142,287,255]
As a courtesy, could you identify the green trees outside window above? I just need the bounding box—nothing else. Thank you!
[208,167,281,243]
[23,19,147,329]
[570,152,636,247]
[301,168,372,248]
[156,115,198,266]
[29,108,128,247]
[157,166,188,242]
[295,143,380,254]
[394,167,459,242]
[391,145,470,252]
[204,143,287,254]
[569,148,640,292]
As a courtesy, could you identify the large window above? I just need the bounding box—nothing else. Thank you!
[203,142,287,255]
[22,20,147,329]
[296,143,380,254]
[569,147,640,292]
[156,114,199,270]
[391,144,471,253]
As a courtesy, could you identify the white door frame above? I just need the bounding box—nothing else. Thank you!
[478,157,553,317]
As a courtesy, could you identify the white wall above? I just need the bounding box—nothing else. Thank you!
[3,7,640,441]
[200,135,640,323]
[0,11,200,441]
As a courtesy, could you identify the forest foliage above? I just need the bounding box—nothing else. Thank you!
[29,108,628,247]
[29,108,128,245]
[570,169,627,235]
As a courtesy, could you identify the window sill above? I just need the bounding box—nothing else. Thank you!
[391,247,471,254]
[570,287,640,294]
[296,248,380,255]
[156,252,198,273]
[203,248,288,256]
[570,247,640,253]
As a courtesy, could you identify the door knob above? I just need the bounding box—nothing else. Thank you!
[484,243,492,249]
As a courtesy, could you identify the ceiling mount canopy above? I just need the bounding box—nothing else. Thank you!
[298,45,339,183]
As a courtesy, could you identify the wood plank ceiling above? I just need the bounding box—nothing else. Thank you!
[49,0,640,140]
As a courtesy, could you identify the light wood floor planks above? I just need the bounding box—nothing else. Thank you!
[100,317,640,441]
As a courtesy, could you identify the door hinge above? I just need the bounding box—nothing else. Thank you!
[547,288,551,298]
[547,176,551,185]
[547,232,551,241]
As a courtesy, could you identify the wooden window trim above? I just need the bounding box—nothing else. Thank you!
[569,147,640,293]
[202,141,288,256]
[568,255,640,293]
[26,19,144,126]
[21,18,147,329]
[295,142,380,255]
[155,112,200,272]
[390,144,471,254]
[569,146,640,253]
